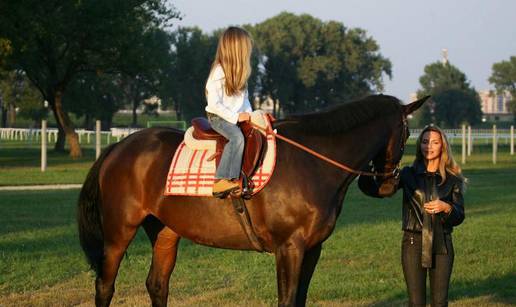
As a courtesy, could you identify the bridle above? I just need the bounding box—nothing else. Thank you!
[375,114,408,179]
[250,112,409,178]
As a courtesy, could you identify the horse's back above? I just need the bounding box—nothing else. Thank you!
[98,128,184,215]
[101,127,183,174]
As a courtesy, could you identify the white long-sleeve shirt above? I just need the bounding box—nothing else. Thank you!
[205,64,252,124]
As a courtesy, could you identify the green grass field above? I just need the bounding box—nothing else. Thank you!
[0,139,515,306]
[0,141,95,185]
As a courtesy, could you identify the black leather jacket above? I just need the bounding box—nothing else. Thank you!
[359,162,465,234]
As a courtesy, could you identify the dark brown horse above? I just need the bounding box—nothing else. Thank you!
[78,94,427,306]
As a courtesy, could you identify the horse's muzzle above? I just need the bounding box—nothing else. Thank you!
[378,177,399,197]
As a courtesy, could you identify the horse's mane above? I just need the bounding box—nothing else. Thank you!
[274,94,402,134]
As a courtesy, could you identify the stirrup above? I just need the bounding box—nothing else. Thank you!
[213,186,240,199]
[212,179,241,199]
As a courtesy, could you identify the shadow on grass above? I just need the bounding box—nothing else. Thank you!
[0,225,154,260]
[0,190,80,235]
[370,272,516,306]
[450,272,516,304]
[0,226,78,253]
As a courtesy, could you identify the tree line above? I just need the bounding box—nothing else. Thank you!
[0,1,514,157]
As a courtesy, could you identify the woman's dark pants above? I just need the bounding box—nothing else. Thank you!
[402,231,454,307]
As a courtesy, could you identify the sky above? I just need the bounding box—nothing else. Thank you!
[169,0,516,103]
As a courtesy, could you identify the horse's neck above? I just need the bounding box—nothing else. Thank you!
[270,116,391,221]
[277,115,392,201]
[343,118,391,167]
[313,116,392,171]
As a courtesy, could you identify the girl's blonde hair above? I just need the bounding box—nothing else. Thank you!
[209,26,253,96]
[414,125,466,185]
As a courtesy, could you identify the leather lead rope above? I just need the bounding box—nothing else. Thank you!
[250,122,399,178]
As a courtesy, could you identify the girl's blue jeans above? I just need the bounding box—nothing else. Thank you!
[207,113,244,180]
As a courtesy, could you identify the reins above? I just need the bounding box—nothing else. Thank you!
[250,118,404,178]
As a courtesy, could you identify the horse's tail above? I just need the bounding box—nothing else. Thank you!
[77,143,118,276]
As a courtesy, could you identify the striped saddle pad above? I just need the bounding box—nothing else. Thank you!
[164,114,276,197]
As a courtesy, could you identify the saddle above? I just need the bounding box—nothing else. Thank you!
[191,116,270,250]
[190,117,266,181]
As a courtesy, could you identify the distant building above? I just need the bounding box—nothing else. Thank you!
[478,90,511,113]
[254,96,281,116]
[408,90,514,122]
[254,96,274,113]
[478,90,513,122]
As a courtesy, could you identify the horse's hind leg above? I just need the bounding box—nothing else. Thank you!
[95,223,139,307]
[143,216,181,307]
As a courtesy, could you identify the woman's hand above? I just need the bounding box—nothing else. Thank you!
[238,112,251,122]
[424,199,452,214]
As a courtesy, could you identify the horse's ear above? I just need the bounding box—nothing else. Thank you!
[403,95,431,115]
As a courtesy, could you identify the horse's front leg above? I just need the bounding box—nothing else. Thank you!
[275,237,305,307]
[296,243,322,306]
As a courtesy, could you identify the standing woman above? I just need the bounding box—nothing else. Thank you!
[359,124,465,306]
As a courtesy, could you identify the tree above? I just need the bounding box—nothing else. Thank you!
[250,12,392,115]
[117,28,174,127]
[0,38,11,68]
[416,61,482,127]
[0,69,42,127]
[161,27,219,122]
[421,89,481,128]
[0,0,180,157]
[65,28,173,131]
[64,72,124,130]
[489,56,516,119]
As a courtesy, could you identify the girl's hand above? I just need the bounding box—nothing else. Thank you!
[238,112,251,122]
[424,199,452,214]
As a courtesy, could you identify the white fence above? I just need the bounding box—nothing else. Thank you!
[0,121,145,172]
[410,125,515,164]
[2,127,511,142]
[409,128,513,141]
[0,125,514,167]
[0,127,142,143]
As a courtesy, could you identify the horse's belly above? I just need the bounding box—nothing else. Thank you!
[156,196,258,250]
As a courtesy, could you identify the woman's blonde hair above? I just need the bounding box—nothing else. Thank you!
[414,125,466,185]
[209,26,253,96]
